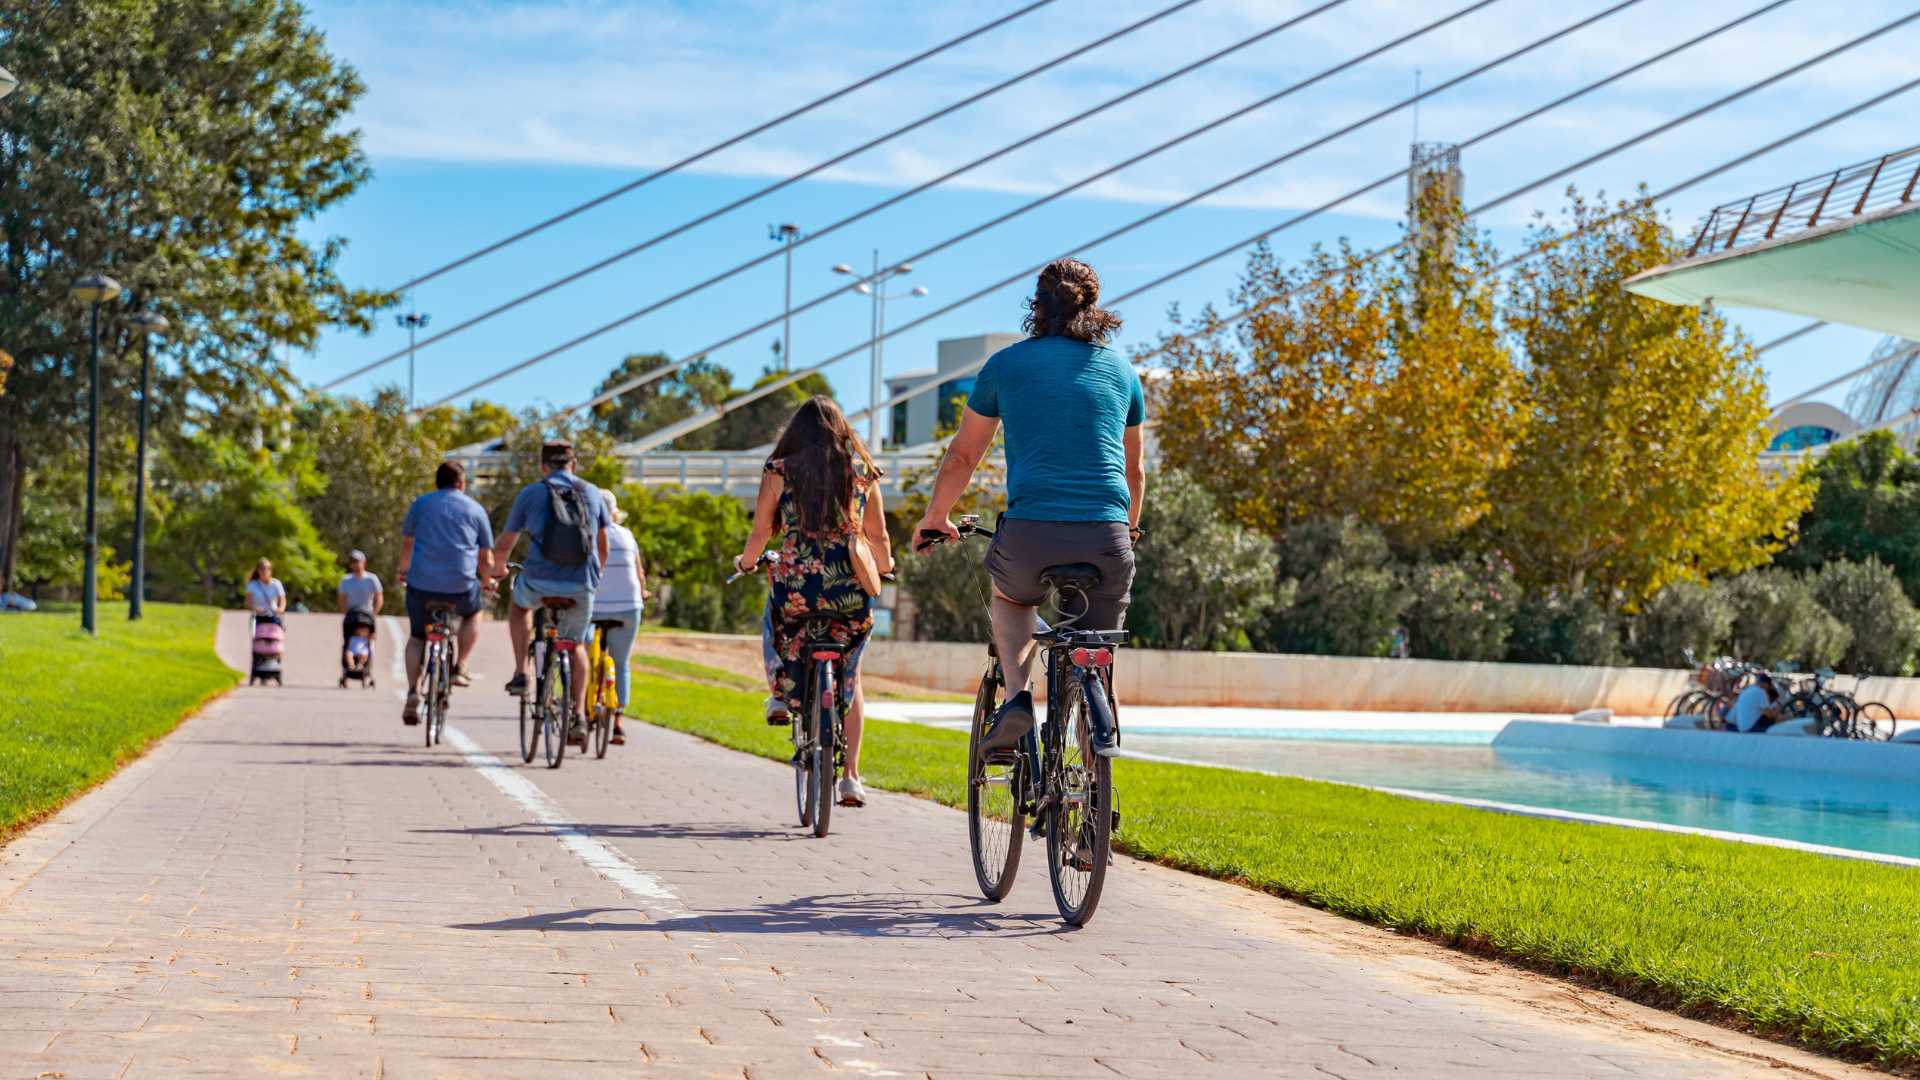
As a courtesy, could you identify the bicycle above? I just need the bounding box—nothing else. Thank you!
[583,619,621,759]
[919,515,1126,927]
[727,551,858,838]
[506,563,577,770]
[419,601,458,748]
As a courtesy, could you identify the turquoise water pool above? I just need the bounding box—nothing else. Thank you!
[1123,730,1920,859]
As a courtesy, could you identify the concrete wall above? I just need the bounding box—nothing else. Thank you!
[652,633,1920,718]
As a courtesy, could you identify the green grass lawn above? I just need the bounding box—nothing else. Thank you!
[0,603,235,837]
[630,658,1920,1069]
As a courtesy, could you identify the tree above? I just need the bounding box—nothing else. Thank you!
[619,484,758,632]
[1810,559,1920,677]
[590,353,732,447]
[1716,568,1850,671]
[0,0,386,591]
[147,435,337,606]
[1628,580,1733,668]
[1262,517,1410,658]
[1486,190,1811,605]
[1151,187,1526,549]
[1129,469,1281,651]
[1402,553,1517,662]
[1776,431,1920,604]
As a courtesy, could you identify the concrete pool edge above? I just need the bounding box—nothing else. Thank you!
[1115,747,1920,868]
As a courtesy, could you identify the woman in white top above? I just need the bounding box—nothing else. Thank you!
[591,489,647,744]
[246,558,288,624]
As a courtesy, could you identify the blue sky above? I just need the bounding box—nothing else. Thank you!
[299,0,1918,429]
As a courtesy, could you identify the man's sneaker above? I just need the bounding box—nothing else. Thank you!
[976,690,1035,762]
[837,776,867,807]
[504,673,528,696]
[765,695,790,727]
[451,667,472,688]
[401,693,421,726]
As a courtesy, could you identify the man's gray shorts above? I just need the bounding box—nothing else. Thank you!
[984,518,1135,631]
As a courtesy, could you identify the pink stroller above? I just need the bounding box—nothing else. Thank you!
[249,617,285,686]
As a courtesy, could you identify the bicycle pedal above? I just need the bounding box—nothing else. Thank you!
[1110,809,1122,834]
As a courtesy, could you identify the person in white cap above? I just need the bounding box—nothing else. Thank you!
[590,488,647,745]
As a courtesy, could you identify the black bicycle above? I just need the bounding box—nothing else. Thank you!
[728,552,853,838]
[419,601,457,748]
[507,563,576,769]
[920,515,1125,926]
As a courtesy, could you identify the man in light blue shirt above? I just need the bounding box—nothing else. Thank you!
[489,441,610,725]
[397,461,495,724]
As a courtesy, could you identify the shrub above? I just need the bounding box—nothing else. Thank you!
[1629,581,1734,668]
[1130,470,1281,651]
[1811,559,1920,676]
[1507,589,1621,666]
[1262,517,1410,658]
[896,540,993,642]
[1403,553,1517,662]
[1717,568,1851,670]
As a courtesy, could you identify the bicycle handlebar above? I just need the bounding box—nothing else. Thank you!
[726,551,780,585]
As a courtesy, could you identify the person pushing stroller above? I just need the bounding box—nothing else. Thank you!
[338,550,384,689]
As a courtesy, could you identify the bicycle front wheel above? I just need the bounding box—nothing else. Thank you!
[1046,675,1112,927]
[543,659,569,769]
[967,666,1022,901]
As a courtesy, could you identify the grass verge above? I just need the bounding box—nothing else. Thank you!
[630,662,1920,1070]
[0,603,234,838]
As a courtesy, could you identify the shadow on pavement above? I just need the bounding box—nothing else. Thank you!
[416,820,804,842]
[452,893,1066,939]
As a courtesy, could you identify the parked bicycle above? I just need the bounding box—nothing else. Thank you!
[919,515,1125,927]
[506,562,576,769]
[1665,651,1899,739]
[419,601,457,748]
[727,551,854,837]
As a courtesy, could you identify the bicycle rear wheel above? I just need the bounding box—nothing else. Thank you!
[543,658,568,769]
[432,642,451,746]
[519,641,542,764]
[423,645,441,748]
[967,665,1022,901]
[1856,701,1894,740]
[792,709,813,828]
[592,704,611,758]
[809,665,835,839]
[1046,675,1112,927]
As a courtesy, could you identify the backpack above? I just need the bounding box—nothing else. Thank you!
[539,476,595,567]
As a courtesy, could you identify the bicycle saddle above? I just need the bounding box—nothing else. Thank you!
[540,597,577,609]
[424,600,458,612]
[590,619,624,631]
[1040,563,1102,593]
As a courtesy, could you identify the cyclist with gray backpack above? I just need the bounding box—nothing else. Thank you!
[489,440,610,727]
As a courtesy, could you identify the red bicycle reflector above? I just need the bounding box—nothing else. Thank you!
[810,650,841,661]
[1070,647,1113,668]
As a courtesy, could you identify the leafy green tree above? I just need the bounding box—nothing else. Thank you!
[590,353,732,447]
[1777,431,1920,603]
[1487,190,1811,604]
[148,436,337,605]
[1262,517,1410,658]
[1716,568,1850,671]
[1628,580,1734,668]
[620,484,757,632]
[1402,553,1517,662]
[1507,589,1622,667]
[894,542,994,643]
[1810,559,1920,676]
[1129,469,1281,651]
[0,0,386,591]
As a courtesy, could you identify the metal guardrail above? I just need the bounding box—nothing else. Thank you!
[1687,145,1920,258]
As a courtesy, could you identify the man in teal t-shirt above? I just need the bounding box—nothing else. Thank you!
[915,257,1145,760]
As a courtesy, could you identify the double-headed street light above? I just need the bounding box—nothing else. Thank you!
[0,65,19,101]
[69,273,124,635]
[123,311,170,621]
[769,224,801,372]
[396,310,431,409]
[833,254,929,450]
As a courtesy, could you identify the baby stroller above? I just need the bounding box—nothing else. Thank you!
[340,609,377,690]
[248,615,285,686]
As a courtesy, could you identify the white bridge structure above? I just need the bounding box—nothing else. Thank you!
[450,444,1005,500]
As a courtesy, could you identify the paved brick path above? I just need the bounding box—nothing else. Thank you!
[0,613,1871,1078]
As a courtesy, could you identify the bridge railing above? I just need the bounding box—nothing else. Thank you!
[1687,145,1920,259]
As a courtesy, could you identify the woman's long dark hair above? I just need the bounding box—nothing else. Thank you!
[769,396,878,535]
[1022,256,1121,344]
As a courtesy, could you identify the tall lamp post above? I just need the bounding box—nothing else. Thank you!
[123,311,169,621]
[0,65,18,101]
[769,224,801,372]
[396,310,430,409]
[69,274,123,635]
[833,254,927,450]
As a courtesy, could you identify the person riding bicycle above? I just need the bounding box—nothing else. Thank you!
[489,440,610,735]
[915,257,1145,760]
[591,487,647,746]
[735,396,893,808]
[396,461,496,725]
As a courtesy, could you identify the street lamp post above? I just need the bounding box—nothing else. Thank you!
[396,310,431,409]
[69,274,123,635]
[769,224,800,372]
[833,254,928,450]
[123,311,169,621]
[0,65,19,101]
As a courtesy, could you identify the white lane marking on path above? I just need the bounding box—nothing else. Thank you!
[441,727,683,913]
[381,617,682,911]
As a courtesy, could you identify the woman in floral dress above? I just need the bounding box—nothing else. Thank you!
[735,396,894,807]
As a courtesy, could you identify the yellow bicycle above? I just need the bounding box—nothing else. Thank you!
[584,618,621,759]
